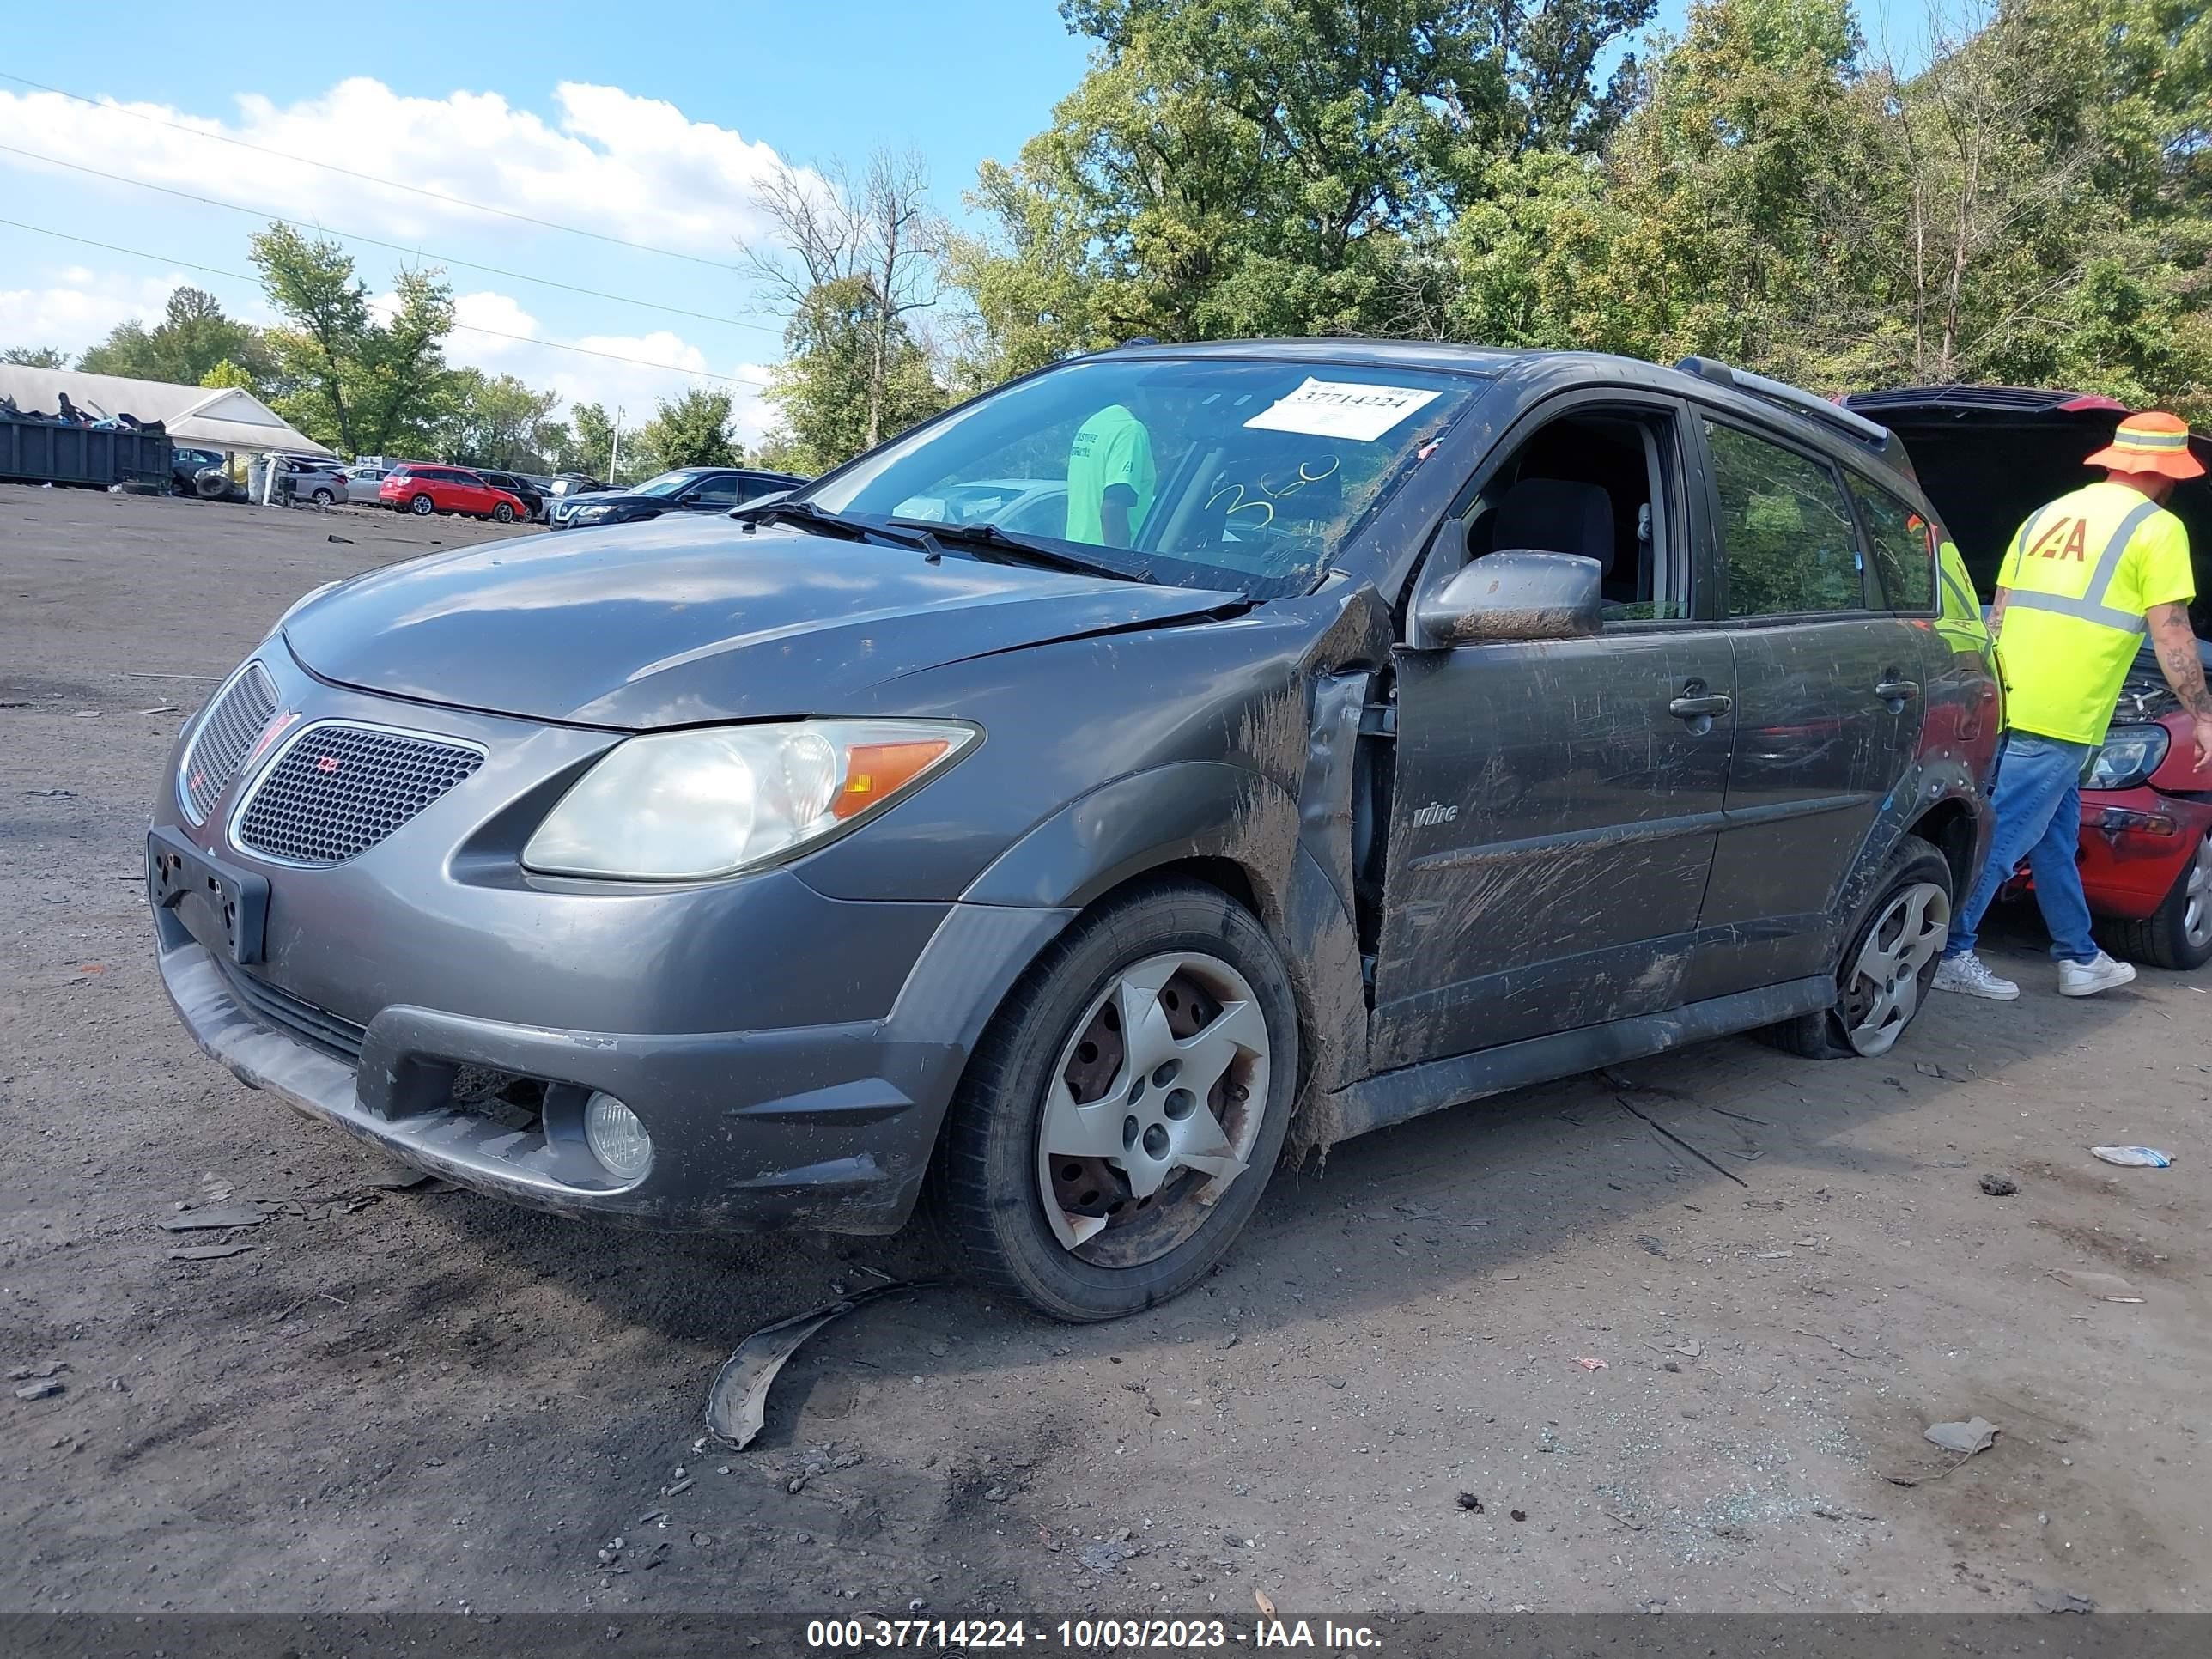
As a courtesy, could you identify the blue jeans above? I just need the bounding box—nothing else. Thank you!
[1946,732,2098,963]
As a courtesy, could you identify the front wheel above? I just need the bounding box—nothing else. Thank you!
[936,881,1299,1322]
[2104,827,2212,971]
[1763,834,1953,1060]
[409,493,434,516]
[492,501,515,524]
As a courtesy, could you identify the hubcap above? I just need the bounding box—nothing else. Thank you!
[1842,881,1950,1056]
[2184,831,2212,951]
[1035,951,1269,1267]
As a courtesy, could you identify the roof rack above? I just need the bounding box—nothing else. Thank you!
[1674,356,1890,453]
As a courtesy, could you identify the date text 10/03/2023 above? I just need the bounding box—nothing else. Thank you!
[804,1618,1384,1650]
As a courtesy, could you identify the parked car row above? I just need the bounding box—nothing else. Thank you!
[546,465,805,529]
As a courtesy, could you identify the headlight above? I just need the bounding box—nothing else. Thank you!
[2085,724,2170,790]
[523,719,979,880]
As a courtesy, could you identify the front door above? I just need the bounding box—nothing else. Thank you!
[1370,395,1736,1070]
[1687,416,1929,996]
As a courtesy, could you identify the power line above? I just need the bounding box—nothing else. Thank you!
[0,141,783,336]
[0,70,750,273]
[0,216,772,389]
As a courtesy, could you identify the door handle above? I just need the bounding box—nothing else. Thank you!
[1875,679,1920,702]
[1668,693,1734,720]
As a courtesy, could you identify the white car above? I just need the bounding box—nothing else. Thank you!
[341,465,392,505]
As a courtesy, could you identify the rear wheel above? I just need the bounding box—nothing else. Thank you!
[409,493,434,516]
[2104,827,2212,971]
[1763,834,1953,1060]
[937,881,1298,1322]
[310,487,335,506]
[492,501,516,524]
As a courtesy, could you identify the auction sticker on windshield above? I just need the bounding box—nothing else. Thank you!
[1243,378,1443,442]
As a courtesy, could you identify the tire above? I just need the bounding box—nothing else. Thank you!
[310,487,335,506]
[409,493,434,516]
[2103,826,2212,971]
[1762,834,1954,1060]
[492,501,515,524]
[194,471,227,501]
[936,880,1299,1322]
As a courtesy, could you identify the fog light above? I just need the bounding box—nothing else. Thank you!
[584,1091,653,1182]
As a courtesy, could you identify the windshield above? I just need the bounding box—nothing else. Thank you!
[633,470,706,498]
[806,356,1476,596]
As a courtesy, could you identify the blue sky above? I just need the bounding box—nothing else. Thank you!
[0,0,1931,445]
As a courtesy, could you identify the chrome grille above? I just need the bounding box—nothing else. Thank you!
[179,660,279,824]
[234,723,483,866]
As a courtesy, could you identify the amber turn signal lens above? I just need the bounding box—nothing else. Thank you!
[833,739,953,820]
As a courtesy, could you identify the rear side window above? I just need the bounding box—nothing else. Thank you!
[1849,476,1937,612]
[1705,420,1863,618]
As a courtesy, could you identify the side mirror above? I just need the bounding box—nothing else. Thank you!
[1414,550,1604,645]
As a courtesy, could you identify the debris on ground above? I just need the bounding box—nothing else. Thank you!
[1254,1589,1276,1617]
[7,1361,67,1381]
[1636,1235,1667,1256]
[1978,1174,2019,1196]
[2048,1269,2142,1302]
[1613,1094,1749,1188]
[155,1204,276,1231]
[1571,1356,1607,1371]
[705,1281,937,1449]
[2090,1146,2172,1168]
[1510,1510,1528,1522]
[167,1243,256,1261]
[362,1168,440,1194]
[14,1379,64,1401]
[1924,1416,2001,1455]
[1676,1340,1703,1358]
[2031,1588,2097,1614]
[1455,1492,1483,1512]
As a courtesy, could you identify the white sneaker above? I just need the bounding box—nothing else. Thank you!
[1933,952,2021,1000]
[2057,952,2136,997]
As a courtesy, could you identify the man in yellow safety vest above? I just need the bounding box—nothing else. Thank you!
[1935,411,2210,1000]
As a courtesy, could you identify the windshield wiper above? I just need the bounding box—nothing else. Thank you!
[735,498,945,558]
[886,518,1143,583]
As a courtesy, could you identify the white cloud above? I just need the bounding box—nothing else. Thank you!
[0,270,184,354]
[0,78,805,256]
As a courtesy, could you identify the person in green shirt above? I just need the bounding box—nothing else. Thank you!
[1064,399,1158,548]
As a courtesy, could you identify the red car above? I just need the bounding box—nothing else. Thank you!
[379,464,530,523]
[1849,387,2212,969]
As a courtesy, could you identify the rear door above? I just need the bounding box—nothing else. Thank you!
[1687,415,1927,998]
[1370,390,1737,1069]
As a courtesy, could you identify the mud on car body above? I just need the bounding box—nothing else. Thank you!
[150,343,1998,1321]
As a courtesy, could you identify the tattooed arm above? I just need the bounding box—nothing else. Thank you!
[1987,587,2009,639]
[2148,600,2212,767]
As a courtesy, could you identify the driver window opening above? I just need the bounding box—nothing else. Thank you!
[1466,410,1680,622]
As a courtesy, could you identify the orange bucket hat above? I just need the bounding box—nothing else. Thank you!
[2085,410,2205,480]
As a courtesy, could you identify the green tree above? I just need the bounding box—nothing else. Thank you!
[636,387,741,471]
[760,276,945,474]
[2,345,70,368]
[78,287,273,388]
[248,225,456,457]
[567,401,628,481]
[199,360,260,392]
[945,0,1659,363]
[440,368,562,470]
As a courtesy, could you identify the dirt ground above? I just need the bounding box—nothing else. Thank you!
[3,483,2209,1619]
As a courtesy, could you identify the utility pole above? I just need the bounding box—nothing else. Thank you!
[608,406,623,485]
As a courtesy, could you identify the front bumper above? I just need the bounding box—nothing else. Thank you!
[149,640,1071,1232]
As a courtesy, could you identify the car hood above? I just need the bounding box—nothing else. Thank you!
[283,515,1240,728]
